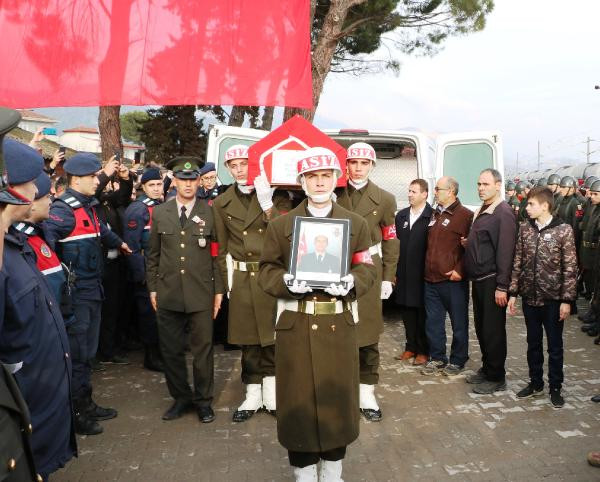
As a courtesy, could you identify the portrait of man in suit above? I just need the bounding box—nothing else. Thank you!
[297,234,341,274]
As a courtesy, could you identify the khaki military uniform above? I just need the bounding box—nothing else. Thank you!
[336,181,399,384]
[212,185,291,383]
[258,200,377,453]
[146,198,224,406]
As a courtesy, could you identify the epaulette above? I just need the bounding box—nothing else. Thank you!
[12,222,36,235]
[57,193,82,209]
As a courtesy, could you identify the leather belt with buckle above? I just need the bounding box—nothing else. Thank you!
[232,260,260,272]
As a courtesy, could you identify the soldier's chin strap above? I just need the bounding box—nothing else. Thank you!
[236,183,254,194]
[348,178,368,190]
[300,172,338,204]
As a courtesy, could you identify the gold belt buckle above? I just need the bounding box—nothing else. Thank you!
[246,261,260,272]
[314,301,338,315]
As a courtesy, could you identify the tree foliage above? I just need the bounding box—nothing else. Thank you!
[140,106,206,164]
[120,110,149,143]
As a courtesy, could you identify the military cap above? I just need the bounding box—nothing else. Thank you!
[3,138,44,185]
[547,173,561,185]
[64,153,101,176]
[199,162,216,177]
[140,167,162,184]
[0,107,31,205]
[584,176,599,189]
[165,156,204,179]
[559,175,577,188]
[505,181,516,190]
[536,177,548,187]
[34,172,52,199]
[590,179,600,193]
[515,181,531,194]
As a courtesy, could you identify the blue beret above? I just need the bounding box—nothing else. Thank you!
[3,138,44,185]
[64,153,101,176]
[199,162,216,177]
[141,168,161,184]
[34,172,52,199]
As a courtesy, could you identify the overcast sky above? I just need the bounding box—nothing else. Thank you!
[316,0,600,173]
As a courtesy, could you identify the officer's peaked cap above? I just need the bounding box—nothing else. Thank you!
[166,156,204,179]
[0,108,33,205]
[64,153,101,176]
[140,168,162,184]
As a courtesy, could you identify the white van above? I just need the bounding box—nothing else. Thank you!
[206,126,503,211]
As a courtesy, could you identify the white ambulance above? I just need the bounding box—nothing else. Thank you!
[206,126,503,211]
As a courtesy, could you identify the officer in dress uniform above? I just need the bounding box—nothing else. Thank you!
[335,142,399,422]
[259,147,377,482]
[122,168,164,372]
[0,138,76,480]
[213,145,292,422]
[42,153,131,436]
[0,107,40,482]
[146,157,224,423]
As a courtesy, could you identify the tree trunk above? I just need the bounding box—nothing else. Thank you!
[98,106,122,163]
[284,0,366,123]
[261,106,275,131]
[228,105,245,127]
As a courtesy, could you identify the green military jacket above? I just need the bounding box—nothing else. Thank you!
[258,199,377,452]
[146,198,224,313]
[579,202,600,268]
[517,196,529,223]
[556,194,583,231]
[508,195,520,217]
[213,185,291,346]
[336,180,399,346]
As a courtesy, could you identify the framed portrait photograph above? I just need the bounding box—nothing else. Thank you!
[288,217,351,289]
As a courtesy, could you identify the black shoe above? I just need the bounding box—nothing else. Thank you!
[581,323,595,332]
[587,328,599,337]
[465,368,486,385]
[550,389,564,408]
[99,355,130,365]
[86,400,118,421]
[360,408,382,422]
[516,383,544,399]
[595,335,600,345]
[74,412,103,435]
[591,394,600,403]
[232,409,257,422]
[143,345,164,372]
[579,310,596,322]
[472,380,507,395]
[197,406,215,423]
[90,358,106,372]
[162,401,193,421]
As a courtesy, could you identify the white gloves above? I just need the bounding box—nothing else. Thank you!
[324,274,354,297]
[283,274,313,294]
[254,173,275,211]
[381,280,393,300]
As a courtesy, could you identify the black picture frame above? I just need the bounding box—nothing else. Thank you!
[288,216,351,289]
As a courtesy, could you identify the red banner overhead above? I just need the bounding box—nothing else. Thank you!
[0,1,312,109]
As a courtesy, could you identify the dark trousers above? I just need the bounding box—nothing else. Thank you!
[359,343,379,384]
[157,308,214,406]
[522,301,564,391]
[241,344,275,384]
[133,282,159,346]
[472,278,507,382]
[69,299,102,401]
[424,280,469,366]
[288,446,346,468]
[98,258,126,359]
[400,305,429,355]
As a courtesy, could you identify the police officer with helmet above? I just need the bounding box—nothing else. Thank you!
[505,181,520,216]
[43,153,132,436]
[556,175,584,230]
[547,173,563,212]
[122,168,165,372]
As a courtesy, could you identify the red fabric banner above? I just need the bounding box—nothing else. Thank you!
[0,1,312,108]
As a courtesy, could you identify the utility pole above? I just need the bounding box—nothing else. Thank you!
[537,141,540,170]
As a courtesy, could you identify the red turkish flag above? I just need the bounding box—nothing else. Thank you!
[297,231,307,265]
[0,1,312,108]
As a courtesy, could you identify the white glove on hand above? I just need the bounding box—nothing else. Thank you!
[381,280,393,300]
[283,273,313,294]
[324,274,354,297]
[254,173,275,211]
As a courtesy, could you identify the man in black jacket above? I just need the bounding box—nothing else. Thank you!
[394,179,432,366]
[464,169,517,394]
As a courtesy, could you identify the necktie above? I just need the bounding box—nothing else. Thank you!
[319,255,323,263]
[180,205,187,227]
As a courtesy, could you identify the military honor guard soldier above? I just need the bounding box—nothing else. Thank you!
[259,147,377,482]
[213,144,292,422]
[335,142,399,422]
[43,152,132,436]
[122,168,165,372]
[146,157,224,423]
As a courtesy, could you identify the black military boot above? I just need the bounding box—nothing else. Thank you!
[579,308,597,323]
[143,344,164,372]
[85,395,118,421]
[74,399,103,435]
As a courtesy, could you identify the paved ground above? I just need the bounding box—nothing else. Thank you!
[54,300,600,481]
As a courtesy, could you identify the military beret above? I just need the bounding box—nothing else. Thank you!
[3,138,44,185]
[0,108,30,205]
[34,172,52,199]
[64,152,101,176]
[140,168,162,184]
[166,156,204,179]
[199,162,216,177]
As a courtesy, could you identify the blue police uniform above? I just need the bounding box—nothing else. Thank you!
[122,194,163,370]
